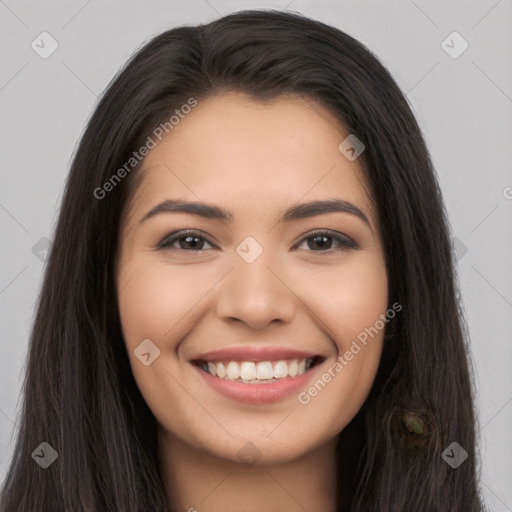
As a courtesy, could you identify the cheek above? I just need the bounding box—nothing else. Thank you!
[117,258,211,348]
[295,253,388,347]
[291,254,387,417]
[116,259,206,423]
[114,248,388,458]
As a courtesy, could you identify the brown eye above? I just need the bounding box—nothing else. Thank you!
[296,230,358,252]
[158,230,215,251]
[157,229,358,253]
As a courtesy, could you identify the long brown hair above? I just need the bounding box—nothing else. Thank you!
[1,9,485,511]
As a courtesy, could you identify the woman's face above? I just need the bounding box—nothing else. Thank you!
[115,91,388,465]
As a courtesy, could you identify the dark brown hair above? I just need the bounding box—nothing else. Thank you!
[1,9,485,511]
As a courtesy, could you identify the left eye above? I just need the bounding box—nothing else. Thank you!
[157,230,357,252]
[295,231,358,252]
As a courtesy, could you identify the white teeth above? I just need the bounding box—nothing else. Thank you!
[288,359,298,377]
[273,361,288,379]
[200,357,316,382]
[207,361,217,376]
[216,362,226,378]
[226,361,240,380]
[240,362,256,380]
[256,361,273,380]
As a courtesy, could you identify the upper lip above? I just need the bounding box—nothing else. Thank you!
[190,346,325,363]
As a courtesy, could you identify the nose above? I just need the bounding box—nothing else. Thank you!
[214,253,296,330]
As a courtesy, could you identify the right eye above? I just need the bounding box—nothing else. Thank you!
[157,230,216,252]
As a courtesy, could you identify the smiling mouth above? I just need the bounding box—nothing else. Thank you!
[192,356,325,384]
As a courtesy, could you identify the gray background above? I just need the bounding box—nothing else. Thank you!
[1,0,511,509]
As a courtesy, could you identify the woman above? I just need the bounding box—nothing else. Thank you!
[0,9,485,511]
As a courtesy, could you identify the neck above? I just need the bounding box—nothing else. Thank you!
[157,428,339,512]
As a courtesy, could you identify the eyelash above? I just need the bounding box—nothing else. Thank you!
[157,229,358,253]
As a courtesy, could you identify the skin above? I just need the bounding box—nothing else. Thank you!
[115,91,388,512]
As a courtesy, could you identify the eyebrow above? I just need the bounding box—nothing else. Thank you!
[139,198,371,230]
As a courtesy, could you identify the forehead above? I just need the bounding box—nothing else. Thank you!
[123,91,376,230]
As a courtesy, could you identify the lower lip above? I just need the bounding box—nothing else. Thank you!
[192,362,322,405]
